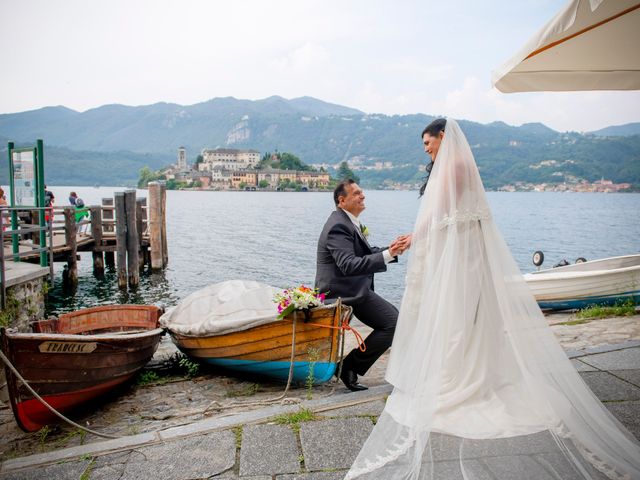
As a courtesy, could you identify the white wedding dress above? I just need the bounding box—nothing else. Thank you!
[345,119,640,480]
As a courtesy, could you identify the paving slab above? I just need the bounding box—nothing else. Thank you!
[425,459,494,480]
[462,431,560,458]
[604,400,640,440]
[580,348,640,371]
[277,472,346,480]
[0,458,90,479]
[610,369,640,388]
[580,372,640,401]
[113,430,235,480]
[482,455,556,480]
[299,417,374,471]
[571,359,597,372]
[567,341,640,359]
[240,424,300,476]
[321,399,385,418]
[534,452,609,480]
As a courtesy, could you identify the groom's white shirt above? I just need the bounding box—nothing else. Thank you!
[342,209,394,264]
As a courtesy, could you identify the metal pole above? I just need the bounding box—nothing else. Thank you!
[7,142,19,261]
[36,139,47,268]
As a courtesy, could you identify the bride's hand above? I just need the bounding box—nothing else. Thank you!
[396,234,412,252]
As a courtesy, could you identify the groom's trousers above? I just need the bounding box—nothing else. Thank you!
[343,290,398,376]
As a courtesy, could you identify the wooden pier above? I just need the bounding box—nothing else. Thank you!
[1,182,168,298]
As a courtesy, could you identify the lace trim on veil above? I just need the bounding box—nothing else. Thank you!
[438,208,491,229]
[344,432,416,480]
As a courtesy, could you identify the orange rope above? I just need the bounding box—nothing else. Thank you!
[305,319,367,352]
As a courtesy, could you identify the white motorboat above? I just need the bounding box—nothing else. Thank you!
[524,254,640,310]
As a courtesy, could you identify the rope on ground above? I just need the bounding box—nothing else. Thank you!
[203,311,301,413]
[0,302,354,437]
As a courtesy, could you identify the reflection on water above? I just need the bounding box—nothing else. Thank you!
[46,263,179,316]
[43,186,640,316]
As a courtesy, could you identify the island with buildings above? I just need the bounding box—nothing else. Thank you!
[145,147,332,191]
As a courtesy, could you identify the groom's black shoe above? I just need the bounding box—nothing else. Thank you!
[340,368,368,392]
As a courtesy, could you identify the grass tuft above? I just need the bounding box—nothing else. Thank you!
[575,299,637,320]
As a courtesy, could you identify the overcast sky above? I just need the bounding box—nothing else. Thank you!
[1,0,639,132]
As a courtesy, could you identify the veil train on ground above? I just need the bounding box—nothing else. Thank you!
[345,119,640,480]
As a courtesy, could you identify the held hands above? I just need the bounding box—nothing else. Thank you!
[389,234,412,257]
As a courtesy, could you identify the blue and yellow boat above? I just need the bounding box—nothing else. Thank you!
[168,302,350,384]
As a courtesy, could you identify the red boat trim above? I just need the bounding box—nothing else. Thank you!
[12,374,134,432]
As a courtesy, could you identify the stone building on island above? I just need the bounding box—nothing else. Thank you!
[166,147,330,190]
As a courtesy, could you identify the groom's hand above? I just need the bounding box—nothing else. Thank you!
[388,239,403,257]
[390,234,412,255]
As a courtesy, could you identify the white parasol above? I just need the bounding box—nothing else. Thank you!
[492,0,640,92]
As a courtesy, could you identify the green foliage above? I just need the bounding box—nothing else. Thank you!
[195,154,204,164]
[136,370,161,385]
[258,151,312,171]
[165,179,190,190]
[79,458,96,480]
[0,295,20,328]
[238,182,247,189]
[575,299,637,320]
[337,161,360,183]
[305,348,320,400]
[138,166,162,188]
[178,356,200,377]
[232,426,243,448]
[37,425,53,444]
[258,179,269,188]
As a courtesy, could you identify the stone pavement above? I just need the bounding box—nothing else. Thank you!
[1,340,639,480]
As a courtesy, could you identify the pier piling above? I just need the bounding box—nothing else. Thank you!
[63,208,78,286]
[124,190,140,287]
[114,193,127,289]
[148,182,167,270]
[90,206,104,274]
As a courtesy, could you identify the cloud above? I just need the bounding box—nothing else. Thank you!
[428,76,640,131]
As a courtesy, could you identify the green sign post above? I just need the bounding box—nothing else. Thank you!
[7,140,47,266]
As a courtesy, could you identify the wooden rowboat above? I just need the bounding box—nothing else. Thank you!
[0,304,164,432]
[168,302,350,384]
[524,254,640,310]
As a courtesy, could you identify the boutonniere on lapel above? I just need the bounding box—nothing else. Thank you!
[360,224,370,239]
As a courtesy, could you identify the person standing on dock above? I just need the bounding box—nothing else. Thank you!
[315,179,406,392]
[44,185,55,227]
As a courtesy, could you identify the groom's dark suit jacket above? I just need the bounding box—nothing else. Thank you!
[315,208,395,304]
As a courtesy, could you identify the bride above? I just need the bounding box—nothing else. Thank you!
[344,118,640,479]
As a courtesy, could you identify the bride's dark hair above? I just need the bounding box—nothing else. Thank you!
[419,118,447,197]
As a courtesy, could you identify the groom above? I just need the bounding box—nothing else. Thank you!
[315,179,404,391]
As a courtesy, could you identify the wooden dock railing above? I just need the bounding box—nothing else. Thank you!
[0,183,167,296]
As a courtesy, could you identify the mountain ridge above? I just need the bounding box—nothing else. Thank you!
[0,96,638,189]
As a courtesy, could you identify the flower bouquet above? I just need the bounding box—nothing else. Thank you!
[274,285,326,320]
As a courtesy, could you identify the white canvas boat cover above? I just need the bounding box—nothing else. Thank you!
[159,280,282,336]
[492,0,640,92]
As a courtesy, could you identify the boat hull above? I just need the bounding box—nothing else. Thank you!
[524,254,640,311]
[170,304,346,385]
[1,305,164,432]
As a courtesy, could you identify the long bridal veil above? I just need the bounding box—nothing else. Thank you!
[345,119,640,480]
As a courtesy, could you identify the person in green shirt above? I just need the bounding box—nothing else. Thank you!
[74,198,89,233]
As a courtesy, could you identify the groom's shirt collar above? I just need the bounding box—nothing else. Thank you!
[340,208,361,229]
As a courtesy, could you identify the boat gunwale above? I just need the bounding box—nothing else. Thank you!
[525,263,640,282]
[164,303,344,339]
[2,327,165,342]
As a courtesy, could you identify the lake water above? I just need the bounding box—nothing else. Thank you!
[42,187,640,314]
